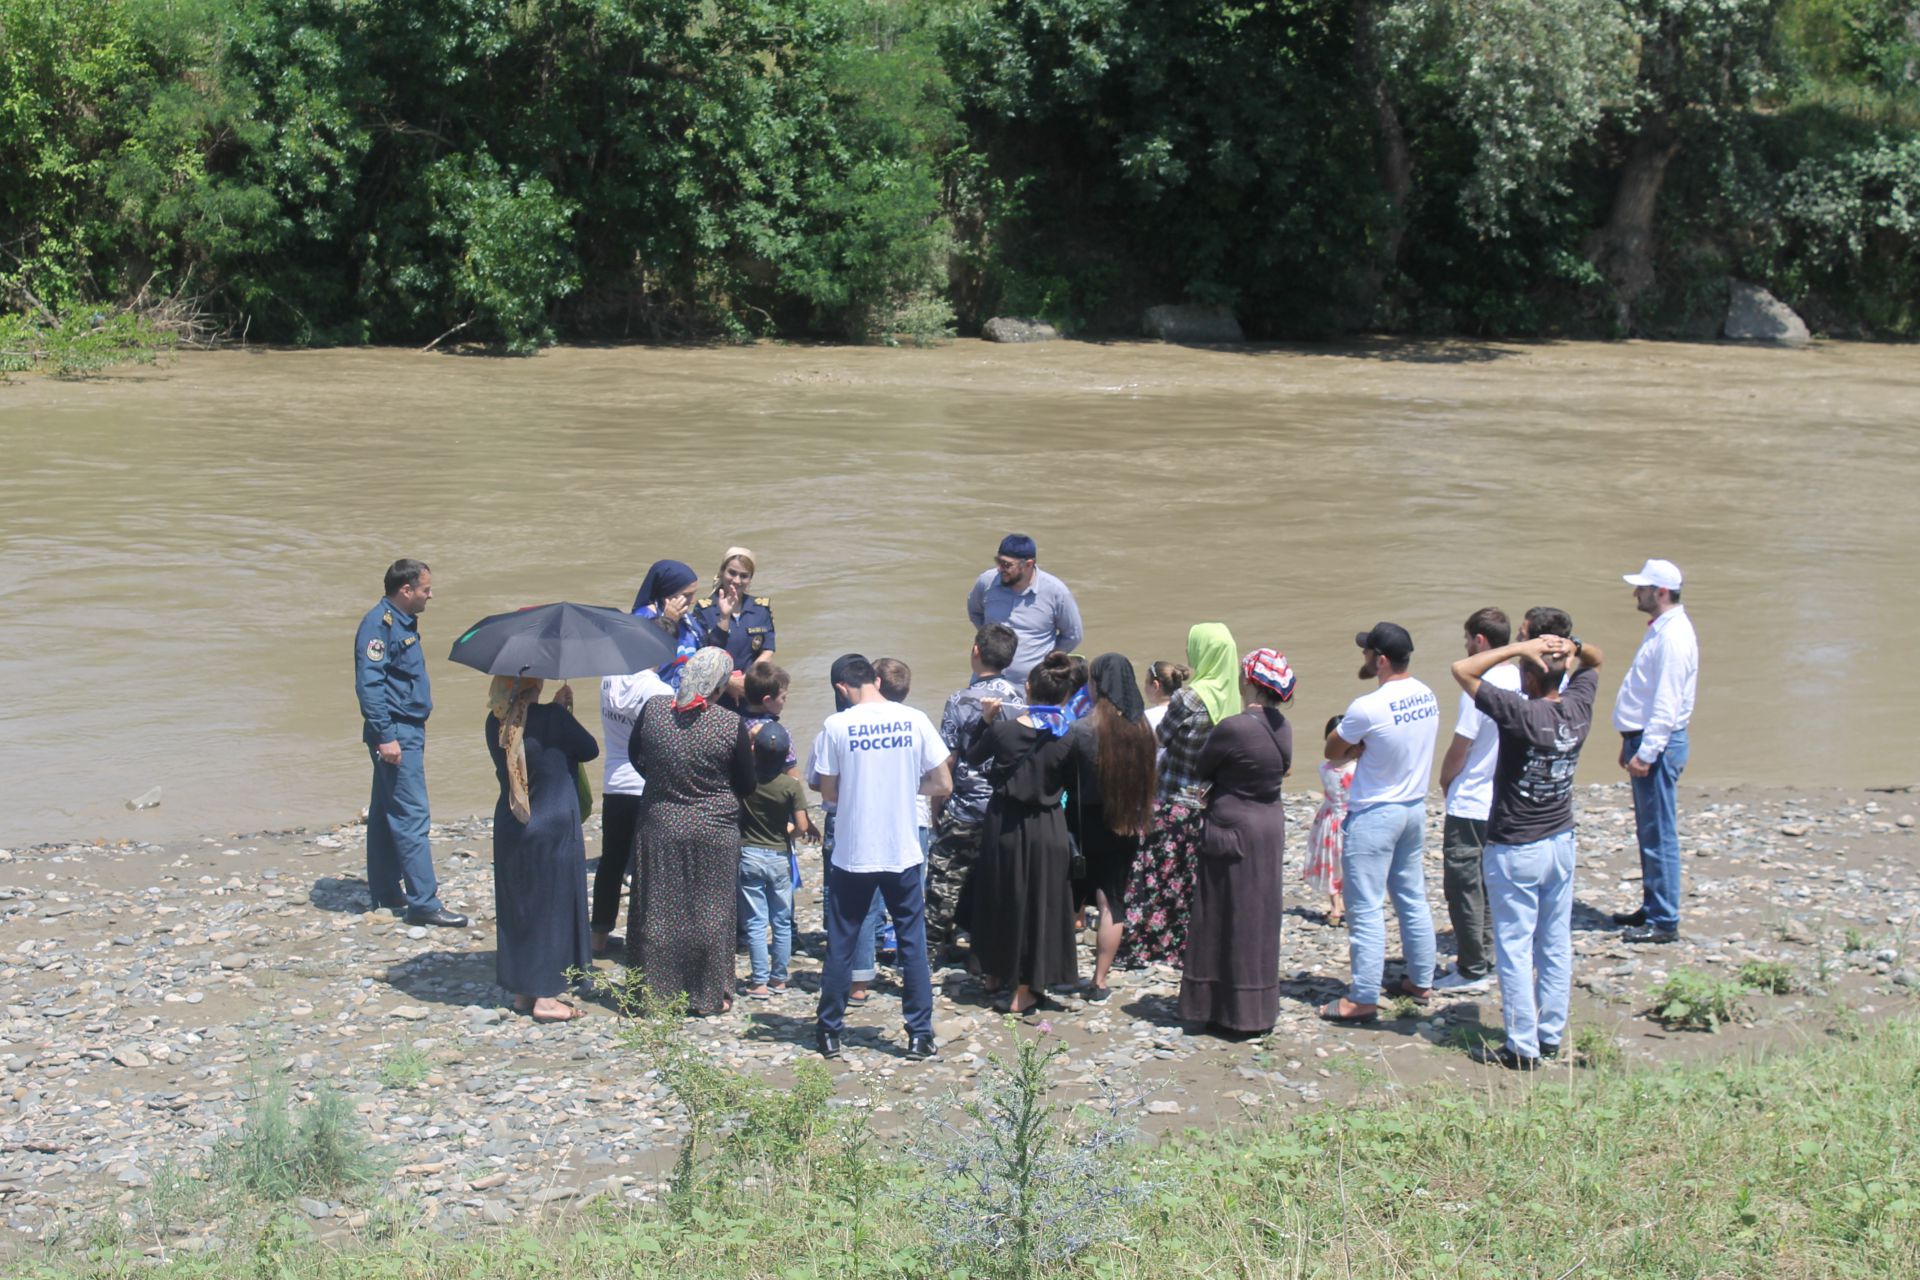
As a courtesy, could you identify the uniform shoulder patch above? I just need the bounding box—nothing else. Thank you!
[381,610,393,625]
[365,637,386,662]
[754,596,771,606]
[696,597,713,609]
[402,635,417,646]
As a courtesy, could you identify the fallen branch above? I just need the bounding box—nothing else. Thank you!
[421,315,474,353]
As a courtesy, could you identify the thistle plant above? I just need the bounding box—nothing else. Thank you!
[908,1024,1148,1278]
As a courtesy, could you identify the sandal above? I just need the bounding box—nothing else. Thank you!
[1389,978,1433,1005]
[1318,998,1380,1024]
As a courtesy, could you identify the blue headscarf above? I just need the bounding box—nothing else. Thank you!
[1026,705,1071,738]
[631,559,702,688]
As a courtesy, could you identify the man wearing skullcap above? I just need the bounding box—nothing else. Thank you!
[965,533,1083,683]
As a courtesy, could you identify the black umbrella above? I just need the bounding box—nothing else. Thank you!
[448,602,678,679]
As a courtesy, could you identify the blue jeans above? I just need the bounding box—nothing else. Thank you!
[1341,801,1436,1004]
[1624,728,1689,930]
[365,722,441,915]
[818,864,933,1037]
[738,845,794,986]
[1484,831,1577,1059]
[820,812,889,981]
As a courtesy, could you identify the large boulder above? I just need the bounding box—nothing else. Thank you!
[1142,304,1244,344]
[1723,280,1811,346]
[981,316,1060,343]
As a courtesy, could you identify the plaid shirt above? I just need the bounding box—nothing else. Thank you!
[1156,687,1214,802]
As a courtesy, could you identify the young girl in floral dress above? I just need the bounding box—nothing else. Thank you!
[1304,715,1353,925]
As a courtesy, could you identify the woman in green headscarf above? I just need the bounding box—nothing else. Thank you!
[1117,623,1238,969]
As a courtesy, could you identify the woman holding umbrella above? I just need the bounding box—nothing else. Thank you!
[627,646,760,1015]
[486,676,600,1023]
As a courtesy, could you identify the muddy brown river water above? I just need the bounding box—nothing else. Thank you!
[1,338,1914,845]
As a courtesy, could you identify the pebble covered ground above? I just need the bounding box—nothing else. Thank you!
[1,782,1915,1258]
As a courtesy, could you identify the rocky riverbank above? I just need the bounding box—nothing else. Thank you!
[1,782,1914,1257]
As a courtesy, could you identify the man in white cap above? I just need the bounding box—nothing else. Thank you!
[1610,558,1699,943]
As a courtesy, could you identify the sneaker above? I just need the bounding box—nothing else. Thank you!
[1434,968,1492,993]
[1623,925,1680,945]
[1469,1043,1540,1071]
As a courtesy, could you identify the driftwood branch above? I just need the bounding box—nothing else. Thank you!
[421,315,474,353]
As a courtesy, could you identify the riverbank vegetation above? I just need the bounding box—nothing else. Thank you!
[27,1017,1919,1279]
[3,0,1918,355]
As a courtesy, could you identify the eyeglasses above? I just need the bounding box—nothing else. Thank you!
[994,556,1032,570]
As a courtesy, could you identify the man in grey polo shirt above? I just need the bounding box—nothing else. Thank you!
[965,533,1083,683]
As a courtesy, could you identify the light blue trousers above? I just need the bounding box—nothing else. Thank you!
[1484,830,1577,1059]
[1341,800,1436,1004]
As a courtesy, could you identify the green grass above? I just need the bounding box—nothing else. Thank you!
[1739,960,1797,995]
[34,1024,1920,1279]
[1650,968,1752,1031]
[376,1046,432,1091]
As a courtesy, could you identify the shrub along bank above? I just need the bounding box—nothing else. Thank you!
[3,0,1918,357]
[27,1019,1920,1279]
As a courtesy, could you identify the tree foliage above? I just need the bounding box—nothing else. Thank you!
[1,0,1916,348]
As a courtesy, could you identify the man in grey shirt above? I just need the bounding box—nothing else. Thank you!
[964,533,1084,682]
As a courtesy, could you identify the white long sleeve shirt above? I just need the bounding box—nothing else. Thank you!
[600,669,671,794]
[1611,605,1698,763]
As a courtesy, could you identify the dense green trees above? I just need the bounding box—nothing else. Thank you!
[1,0,1916,351]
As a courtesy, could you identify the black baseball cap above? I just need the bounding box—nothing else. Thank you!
[752,720,792,776]
[1354,622,1415,664]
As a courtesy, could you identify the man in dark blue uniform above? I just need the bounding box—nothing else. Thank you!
[353,559,466,927]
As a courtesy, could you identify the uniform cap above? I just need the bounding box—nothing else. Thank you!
[1354,622,1415,664]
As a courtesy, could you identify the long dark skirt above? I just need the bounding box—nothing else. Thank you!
[971,799,1078,991]
[492,802,592,999]
[627,802,738,1015]
[1179,845,1284,1031]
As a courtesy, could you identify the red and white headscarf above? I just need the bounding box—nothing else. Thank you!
[1242,648,1296,702]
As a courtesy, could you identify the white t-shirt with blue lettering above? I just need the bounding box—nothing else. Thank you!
[812,700,948,874]
[1337,676,1442,807]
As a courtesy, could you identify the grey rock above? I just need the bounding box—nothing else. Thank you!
[112,1046,151,1068]
[116,1166,152,1187]
[298,1197,332,1220]
[479,1199,514,1225]
[1723,280,1811,347]
[1893,969,1918,988]
[1142,304,1243,344]
[981,316,1060,344]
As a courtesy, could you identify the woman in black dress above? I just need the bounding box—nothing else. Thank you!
[486,676,601,1023]
[1179,648,1295,1036]
[1065,654,1158,1000]
[968,651,1079,1015]
[626,647,758,1016]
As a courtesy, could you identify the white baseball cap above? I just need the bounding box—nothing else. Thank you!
[1623,558,1683,590]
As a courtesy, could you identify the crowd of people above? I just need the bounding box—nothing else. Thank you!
[352,542,1700,1069]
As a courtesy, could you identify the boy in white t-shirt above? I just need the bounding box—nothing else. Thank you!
[1433,608,1521,991]
[1320,622,1442,1023]
[811,655,952,1061]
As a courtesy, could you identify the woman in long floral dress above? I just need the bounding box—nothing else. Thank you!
[1304,715,1353,926]
[1118,622,1238,968]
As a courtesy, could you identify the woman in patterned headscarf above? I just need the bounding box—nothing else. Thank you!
[1178,648,1296,1037]
[486,676,600,1023]
[626,646,761,1014]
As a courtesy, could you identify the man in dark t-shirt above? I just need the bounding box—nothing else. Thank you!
[1452,629,1606,1071]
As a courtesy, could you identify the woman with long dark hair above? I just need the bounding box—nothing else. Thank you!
[968,651,1081,1015]
[1065,653,1158,999]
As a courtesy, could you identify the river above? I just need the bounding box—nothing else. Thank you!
[1,338,1913,845]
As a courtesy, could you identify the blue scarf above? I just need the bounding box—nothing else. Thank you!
[1065,686,1092,723]
[1027,704,1070,739]
[633,604,702,689]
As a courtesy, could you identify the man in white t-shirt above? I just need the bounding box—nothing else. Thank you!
[1320,622,1442,1023]
[1433,608,1521,992]
[811,655,952,1061]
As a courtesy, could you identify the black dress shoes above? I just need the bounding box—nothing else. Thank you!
[1611,907,1647,927]
[406,908,469,928]
[1538,1040,1561,1059]
[906,1034,937,1060]
[816,1027,843,1059]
